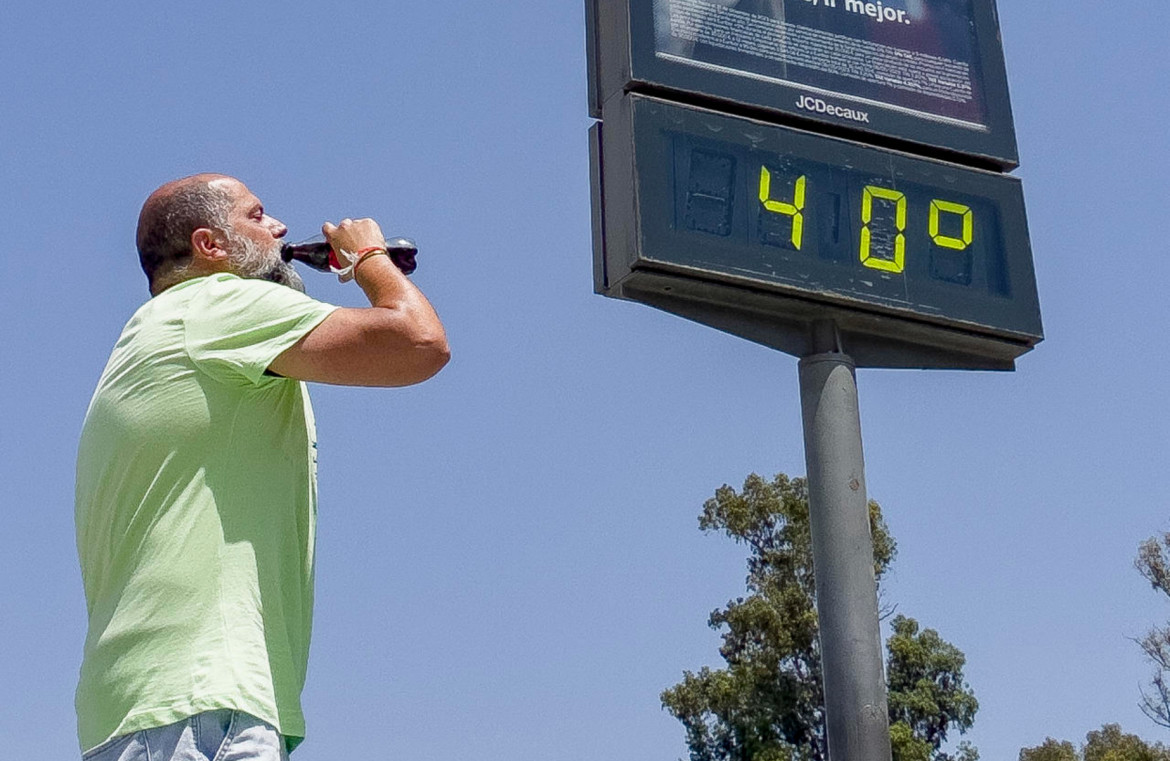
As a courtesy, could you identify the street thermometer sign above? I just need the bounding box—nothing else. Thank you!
[587,5,1044,758]
[587,0,1042,368]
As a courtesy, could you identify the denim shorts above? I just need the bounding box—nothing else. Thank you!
[81,710,289,761]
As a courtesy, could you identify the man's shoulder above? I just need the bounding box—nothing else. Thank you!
[180,274,338,385]
[160,273,282,301]
[115,274,327,358]
[154,272,307,300]
[158,274,330,320]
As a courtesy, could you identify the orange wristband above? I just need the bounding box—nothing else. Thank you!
[353,247,390,274]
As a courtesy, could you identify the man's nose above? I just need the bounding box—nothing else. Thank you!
[269,217,288,239]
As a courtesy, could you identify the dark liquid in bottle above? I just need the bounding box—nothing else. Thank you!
[281,237,418,275]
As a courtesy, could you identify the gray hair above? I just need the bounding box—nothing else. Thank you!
[136,177,233,291]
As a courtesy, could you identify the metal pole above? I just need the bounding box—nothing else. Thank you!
[799,338,891,761]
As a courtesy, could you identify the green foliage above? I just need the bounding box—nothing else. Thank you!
[887,616,979,758]
[1019,534,1170,761]
[1136,534,1170,728]
[1019,725,1170,761]
[890,722,933,761]
[661,474,830,761]
[1084,725,1170,761]
[1019,739,1078,761]
[661,473,977,761]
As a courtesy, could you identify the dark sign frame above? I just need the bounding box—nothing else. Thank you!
[592,94,1042,368]
[587,0,1021,169]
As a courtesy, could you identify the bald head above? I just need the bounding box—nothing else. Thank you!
[136,174,240,294]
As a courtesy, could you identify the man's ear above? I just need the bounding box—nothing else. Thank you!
[191,227,229,263]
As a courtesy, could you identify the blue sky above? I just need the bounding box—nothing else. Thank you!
[1,1,1168,758]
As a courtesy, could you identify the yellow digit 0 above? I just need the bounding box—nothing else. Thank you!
[759,166,806,250]
[930,199,974,250]
[860,185,907,274]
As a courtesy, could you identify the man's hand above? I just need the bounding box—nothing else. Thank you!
[322,218,385,255]
[268,218,449,387]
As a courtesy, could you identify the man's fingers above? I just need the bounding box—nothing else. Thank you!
[322,218,386,255]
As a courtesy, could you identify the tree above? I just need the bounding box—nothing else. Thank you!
[887,617,979,761]
[1136,533,1170,729]
[1018,739,1078,761]
[661,473,978,761]
[1015,535,1170,761]
[1019,724,1170,761]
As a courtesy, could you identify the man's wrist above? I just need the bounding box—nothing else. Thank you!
[352,248,400,291]
[353,247,390,275]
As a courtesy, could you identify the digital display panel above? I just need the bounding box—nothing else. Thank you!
[673,131,1009,305]
[587,0,1019,167]
[596,95,1041,349]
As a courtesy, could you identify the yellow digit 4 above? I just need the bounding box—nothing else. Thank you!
[759,167,806,250]
[860,185,907,273]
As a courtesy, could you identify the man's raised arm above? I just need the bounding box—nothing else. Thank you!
[269,218,450,387]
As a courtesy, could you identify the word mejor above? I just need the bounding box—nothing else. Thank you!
[801,0,912,25]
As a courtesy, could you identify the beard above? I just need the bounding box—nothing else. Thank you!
[225,229,306,293]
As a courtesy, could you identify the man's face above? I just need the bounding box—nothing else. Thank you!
[215,179,305,292]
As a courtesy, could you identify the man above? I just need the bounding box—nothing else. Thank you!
[74,174,449,760]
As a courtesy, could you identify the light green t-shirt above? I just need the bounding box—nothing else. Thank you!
[75,273,339,752]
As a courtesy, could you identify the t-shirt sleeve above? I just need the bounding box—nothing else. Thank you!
[183,274,339,386]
